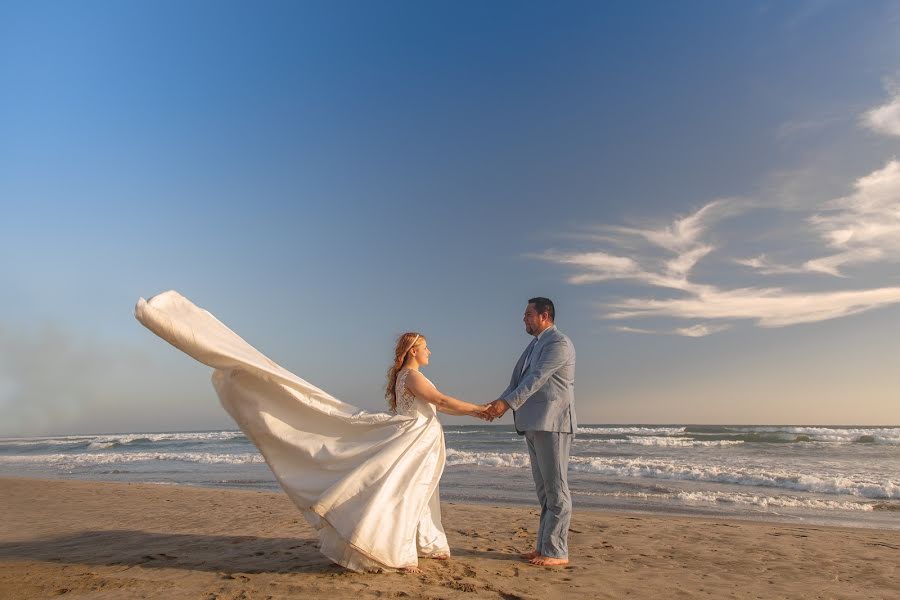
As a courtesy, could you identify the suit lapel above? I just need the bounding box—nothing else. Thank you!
[512,327,558,387]
[512,342,532,386]
[518,327,558,383]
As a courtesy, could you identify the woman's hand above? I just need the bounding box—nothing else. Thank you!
[473,403,495,421]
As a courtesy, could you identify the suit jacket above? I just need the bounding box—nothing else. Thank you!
[499,325,576,434]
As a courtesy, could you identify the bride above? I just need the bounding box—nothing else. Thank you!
[134,291,491,573]
[383,331,492,571]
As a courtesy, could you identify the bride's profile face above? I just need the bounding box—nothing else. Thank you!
[411,340,431,366]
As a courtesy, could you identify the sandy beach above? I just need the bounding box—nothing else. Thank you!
[0,477,897,599]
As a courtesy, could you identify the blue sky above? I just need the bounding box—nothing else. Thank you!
[2,1,900,436]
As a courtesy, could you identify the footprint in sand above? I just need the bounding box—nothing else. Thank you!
[444,580,477,592]
[457,529,483,538]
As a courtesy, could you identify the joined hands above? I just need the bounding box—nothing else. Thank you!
[473,399,509,422]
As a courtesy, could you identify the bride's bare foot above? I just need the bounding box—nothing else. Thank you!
[529,555,569,567]
[401,565,422,574]
[428,553,450,560]
[520,550,541,560]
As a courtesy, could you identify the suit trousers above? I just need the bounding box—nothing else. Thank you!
[524,430,572,559]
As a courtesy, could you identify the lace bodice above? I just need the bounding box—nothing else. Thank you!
[395,369,436,417]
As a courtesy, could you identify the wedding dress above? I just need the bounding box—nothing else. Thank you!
[134,290,450,572]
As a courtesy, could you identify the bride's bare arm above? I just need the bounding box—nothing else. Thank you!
[404,371,487,417]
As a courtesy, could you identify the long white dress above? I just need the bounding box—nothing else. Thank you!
[134,290,450,572]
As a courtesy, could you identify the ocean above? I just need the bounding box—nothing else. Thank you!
[1,424,897,530]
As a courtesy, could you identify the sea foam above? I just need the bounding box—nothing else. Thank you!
[0,451,265,466]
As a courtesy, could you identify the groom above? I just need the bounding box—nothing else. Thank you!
[486,297,576,566]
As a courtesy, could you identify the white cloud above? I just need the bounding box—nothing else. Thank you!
[806,159,900,274]
[534,250,641,281]
[538,162,900,335]
[533,248,703,292]
[605,199,735,253]
[613,325,658,335]
[538,78,900,336]
[735,254,808,275]
[802,248,885,276]
[737,160,900,277]
[606,286,900,328]
[863,91,900,136]
[614,323,731,338]
[552,200,743,294]
[666,244,714,278]
[673,323,731,337]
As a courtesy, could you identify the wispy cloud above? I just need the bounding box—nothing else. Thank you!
[737,161,900,278]
[862,88,900,136]
[538,162,900,335]
[613,323,731,338]
[604,199,737,253]
[538,199,741,293]
[806,159,900,274]
[734,254,808,275]
[776,114,845,141]
[606,285,900,328]
[537,84,900,336]
[674,323,732,337]
[612,325,658,335]
[737,161,900,277]
[533,250,643,284]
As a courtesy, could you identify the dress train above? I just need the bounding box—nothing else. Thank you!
[135,290,449,571]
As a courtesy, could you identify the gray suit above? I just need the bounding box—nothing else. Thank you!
[499,325,576,559]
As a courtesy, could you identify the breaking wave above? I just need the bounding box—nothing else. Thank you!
[443,450,898,499]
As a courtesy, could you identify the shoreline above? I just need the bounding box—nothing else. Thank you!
[4,424,896,534]
[1,477,898,599]
[4,471,898,532]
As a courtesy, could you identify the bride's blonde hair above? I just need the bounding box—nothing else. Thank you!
[385,331,425,412]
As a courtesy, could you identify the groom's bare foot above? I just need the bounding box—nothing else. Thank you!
[520,550,541,560]
[401,566,422,574]
[427,553,450,560]
[529,555,569,567]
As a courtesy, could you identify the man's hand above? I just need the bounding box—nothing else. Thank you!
[474,404,496,421]
[485,399,510,419]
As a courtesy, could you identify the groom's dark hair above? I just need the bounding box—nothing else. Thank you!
[529,297,555,322]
